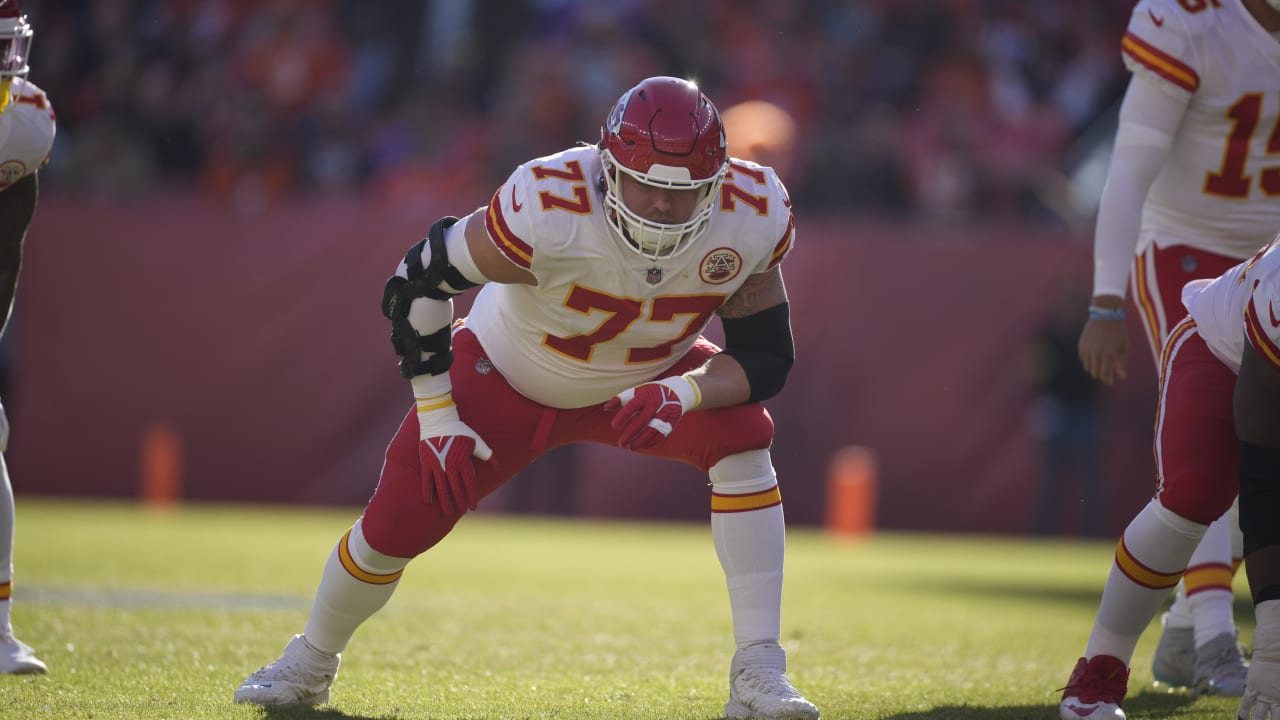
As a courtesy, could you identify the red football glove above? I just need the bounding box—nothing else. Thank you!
[412,374,493,514]
[604,375,702,451]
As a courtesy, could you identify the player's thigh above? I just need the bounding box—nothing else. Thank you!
[362,329,546,557]
[1154,327,1238,523]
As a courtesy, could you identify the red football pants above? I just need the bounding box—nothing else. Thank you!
[1132,244,1240,365]
[1153,320,1239,523]
[362,327,775,558]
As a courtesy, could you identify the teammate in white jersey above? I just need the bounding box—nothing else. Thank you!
[233,76,819,719]
[0,0,50,676]
[1073,0,1280,700]
[1060,232,1280,718]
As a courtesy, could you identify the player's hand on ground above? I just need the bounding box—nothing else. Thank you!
[605,375,701,451]
[411,374,493,514]
[1078,316,1128,386]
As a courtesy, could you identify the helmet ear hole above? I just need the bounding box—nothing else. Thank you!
[598,77,728,259]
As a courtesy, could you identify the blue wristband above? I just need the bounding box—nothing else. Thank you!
[1088,305,1124,321]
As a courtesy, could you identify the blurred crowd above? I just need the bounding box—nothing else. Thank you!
[27,0,1134,221]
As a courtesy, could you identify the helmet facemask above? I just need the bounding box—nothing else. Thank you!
[0,10,32,115]
[600,149,726,260]
[597,77,730,261]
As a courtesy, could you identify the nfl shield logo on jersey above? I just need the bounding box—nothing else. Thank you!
[646,267,663,285]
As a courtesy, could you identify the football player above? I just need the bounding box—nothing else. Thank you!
[1071,0,1280,706]
[1069,231,1280,718]
[233,76,819,719]
[0,0,53,676]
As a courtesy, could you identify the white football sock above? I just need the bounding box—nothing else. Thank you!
[709,449,786,648]
[304,517,409,655]
[0,452,13,633]
[1086,500,1205,663]
[1182,511,1236,648]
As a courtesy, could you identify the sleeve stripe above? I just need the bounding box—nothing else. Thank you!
[767,213,795,269]
[1245,297,1280,370]
[484,189,534,269]
[1121,32,1199,92]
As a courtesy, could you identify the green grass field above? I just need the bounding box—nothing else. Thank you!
[0,499,1250,719]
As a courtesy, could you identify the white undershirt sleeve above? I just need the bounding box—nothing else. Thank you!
[442,214,487,285]
[1092,74,1190,299]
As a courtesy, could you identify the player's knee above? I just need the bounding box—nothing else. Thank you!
[701,405,773,467]
[347,517,411,574]
[709,448,776,494]
[361,506,456,558]
[1240,442,1280,557]
[1157,473,1236,525]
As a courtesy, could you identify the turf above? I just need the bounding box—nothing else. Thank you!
[0,499,1250,719]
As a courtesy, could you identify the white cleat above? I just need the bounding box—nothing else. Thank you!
[1240,657,1280,720]
[233,634,339,706]
[1192,631,1248,697]
[1151,612,1194,688]
[0,631,47,674]
[724,641,820,719]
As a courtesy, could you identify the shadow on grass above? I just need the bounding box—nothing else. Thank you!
[256,707,397,720]
[880,688,1199,719]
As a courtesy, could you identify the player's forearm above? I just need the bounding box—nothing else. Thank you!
[1092,76,1183,299]
[683,355,752,410]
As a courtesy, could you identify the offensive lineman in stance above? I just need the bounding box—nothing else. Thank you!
[0,0,51,676]
[233,76,819,719]
[1073,0,1280,701]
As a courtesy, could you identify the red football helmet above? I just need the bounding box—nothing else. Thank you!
[599,76,728,259]
[0,0,32,114]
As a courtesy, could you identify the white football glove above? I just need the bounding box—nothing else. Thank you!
[410,373,492,514]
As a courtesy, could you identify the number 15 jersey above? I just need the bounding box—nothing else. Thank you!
[467,146,795,409]
[1122,0,1280,256]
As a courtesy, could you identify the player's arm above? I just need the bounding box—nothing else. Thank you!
[460,206,536,285]
[605,267,792,451]
[0,173,37,337]
[694,267,792,409]
[380,211,517,514]
[1078,74,1188,385]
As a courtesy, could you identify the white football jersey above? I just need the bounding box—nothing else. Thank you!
[0,80,55,191]
[468,145,795,409]
[1122,0,1280,257]
[1183,231,1280,374]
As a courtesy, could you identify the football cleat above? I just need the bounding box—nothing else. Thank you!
[1192,631,1249,697]
[1239,657,1280,720]
[724,641,820,719]
[0,630,46,674]
[1059,655,1129,720]
[1151,613,1195,688]
[233,634,339,706]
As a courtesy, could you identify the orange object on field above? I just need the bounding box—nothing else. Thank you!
[141,423,182,507]
[826,445,878,537]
